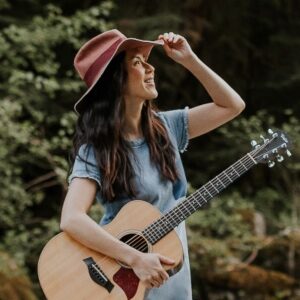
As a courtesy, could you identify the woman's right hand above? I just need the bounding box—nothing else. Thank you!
[129,252,175,288]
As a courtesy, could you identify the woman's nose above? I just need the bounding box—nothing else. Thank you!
[144,62,155,73]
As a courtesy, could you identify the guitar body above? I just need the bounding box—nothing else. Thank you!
[38,200,184,300]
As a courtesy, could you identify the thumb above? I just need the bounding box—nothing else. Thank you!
[162,42,172,55]
[158,36,172,55]
[158,254,175,265]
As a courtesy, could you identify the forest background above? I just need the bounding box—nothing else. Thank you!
[0,0,299,299]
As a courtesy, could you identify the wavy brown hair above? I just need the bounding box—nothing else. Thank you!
[68,51,179,202]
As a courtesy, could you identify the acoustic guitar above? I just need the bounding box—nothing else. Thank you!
[38,129,292,299]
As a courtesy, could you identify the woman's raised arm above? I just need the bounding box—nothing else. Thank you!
[159,32,245,139]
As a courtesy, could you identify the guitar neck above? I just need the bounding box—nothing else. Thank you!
[142,152,257,245]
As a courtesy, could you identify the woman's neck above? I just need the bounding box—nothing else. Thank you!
[123,98,144,140]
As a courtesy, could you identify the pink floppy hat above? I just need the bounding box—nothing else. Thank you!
[73,29,164,114]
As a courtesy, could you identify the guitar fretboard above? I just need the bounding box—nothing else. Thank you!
[142,152,256,245]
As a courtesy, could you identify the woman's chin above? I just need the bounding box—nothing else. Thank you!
[147,89,158,99]
[134,88,158,100]
[150,92,158,99]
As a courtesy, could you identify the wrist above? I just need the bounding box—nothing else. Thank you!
[181,52,199,69]
[122,247,142,267]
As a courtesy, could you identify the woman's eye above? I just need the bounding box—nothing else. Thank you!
[134,61,141,66]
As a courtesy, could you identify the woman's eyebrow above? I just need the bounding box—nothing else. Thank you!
[131,55,147,61]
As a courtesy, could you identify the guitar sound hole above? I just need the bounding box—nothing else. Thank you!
[120,233,149,253]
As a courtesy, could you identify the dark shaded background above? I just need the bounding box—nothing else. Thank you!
[0,0,299,299]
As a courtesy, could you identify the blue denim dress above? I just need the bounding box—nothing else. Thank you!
[68,107,192,300]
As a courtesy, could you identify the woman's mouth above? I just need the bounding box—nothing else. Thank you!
[144,77,155,85]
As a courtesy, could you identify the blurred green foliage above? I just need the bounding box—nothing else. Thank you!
[0,0,299,299]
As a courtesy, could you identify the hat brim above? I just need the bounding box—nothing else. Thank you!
[74,38,164,115]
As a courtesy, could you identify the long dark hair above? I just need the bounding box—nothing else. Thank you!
[69,51,179,202]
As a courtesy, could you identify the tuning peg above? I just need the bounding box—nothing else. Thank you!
[281,143,287,149]
[251,140,258,147]
[268,129,274,135]
[260,135,269,143]
[268,160,275,168]
[286,149,292,157]
[276,155,284,162]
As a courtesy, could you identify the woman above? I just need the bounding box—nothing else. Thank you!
[61,29,245,299]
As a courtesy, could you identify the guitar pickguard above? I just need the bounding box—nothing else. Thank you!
[113,267,140,299]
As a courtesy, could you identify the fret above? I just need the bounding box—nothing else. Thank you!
[156,217,167,231]
[233,164,242,176]
[145,229,155,244]
[157,215,176,230]
[227,166,239,179]
[151,227,160,240]
[245,154,257,168]
[184,201,195,215]
[247,152,257,164]
[238,156,255,174]
[216,176,226,188]
[172,207,185,223]
[202,186,213,198]
[176,205,188,219]
[207,183,218,195]
[188,198,197,214]
[180,201,192,216]
[188,195,198,210]
[142,229,150,243]
[161,217,171,229]
[179,205,188,220]
[209,179,221,193]
[145,228,159,244]
[223,171,233,183]
[166,213,177,228]
[239,159,248,171]
[192,195,202,209]
[196,190,208,204]
[193,196,201,208]
[162,213,176,230]
[160,223,168,236]
[154,223,164,235]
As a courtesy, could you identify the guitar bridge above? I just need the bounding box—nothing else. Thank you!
[83,257,114,292]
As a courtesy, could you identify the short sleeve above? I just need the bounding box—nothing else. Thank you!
[67,144,101,189]
[157,106,190,153]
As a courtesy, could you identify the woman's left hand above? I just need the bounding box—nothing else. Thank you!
[158,32,194,65]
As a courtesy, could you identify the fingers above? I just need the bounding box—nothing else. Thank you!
[173,34,180,43]
[144,266,170,289]
[150,278,162,288]
[147,272,168,289]
[148,258,171,288]
[158,32,182,44]
[158,254,175,265]
[134,253,175,289]
[159,270,169,286]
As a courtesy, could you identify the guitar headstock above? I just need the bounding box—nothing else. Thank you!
[250,129,292,167]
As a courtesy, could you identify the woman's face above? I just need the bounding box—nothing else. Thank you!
[123,47,158,102]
